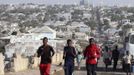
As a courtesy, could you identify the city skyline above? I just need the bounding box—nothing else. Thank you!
[0,0,134,6]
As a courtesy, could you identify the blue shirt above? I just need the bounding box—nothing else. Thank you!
[64,46,76,64]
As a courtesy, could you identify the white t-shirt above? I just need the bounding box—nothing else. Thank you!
[123,55,132,64]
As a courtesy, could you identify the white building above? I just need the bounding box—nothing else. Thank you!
[71,22,91,33]
[2,26,57,57]
[54,21,66,26]
[28,26,56,39]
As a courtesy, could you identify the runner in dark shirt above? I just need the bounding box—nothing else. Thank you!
[37,45,55,64]
[63,39,76,75]
[37,37,55,75]
[112,45,120,70]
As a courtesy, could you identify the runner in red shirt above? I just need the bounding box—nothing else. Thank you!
[84,38,100,75]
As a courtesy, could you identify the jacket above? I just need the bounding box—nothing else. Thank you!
[84,44,100,64]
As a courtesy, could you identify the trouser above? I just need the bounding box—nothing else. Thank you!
[86,63,97,75]
[113,59,118,70]
[124,64,131,75]
[64,62,74,75]
[39,64,51,75]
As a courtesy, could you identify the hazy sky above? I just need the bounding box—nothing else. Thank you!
[0,0,134,6]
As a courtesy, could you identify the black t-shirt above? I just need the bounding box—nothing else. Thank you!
[37,45,55,64]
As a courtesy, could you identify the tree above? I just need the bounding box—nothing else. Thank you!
[84,20,97,29]
[102,19,110,31]
[103,19,109,26]
[11,31,17,35]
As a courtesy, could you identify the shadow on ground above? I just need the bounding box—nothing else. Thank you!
[74,66,124,73]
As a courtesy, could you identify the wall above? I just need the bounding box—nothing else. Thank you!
[52,52,63,65]
[0,52,63,74]
[13,54,29,72]
[13,52,63,72]
[0,53,4,75]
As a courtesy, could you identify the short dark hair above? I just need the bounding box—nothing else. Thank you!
[78,51,81,54]
[89,38,94,43]
[43,37,48,41]
[67,39,72,45]
[115,45,118,49]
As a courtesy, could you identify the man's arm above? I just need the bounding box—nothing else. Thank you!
[63,47,66,59]
[72,47,77,58]
[96,46,101,58]
[37,47,41,58]
[83,46,88,58]
[50,46,55,57]
[118,51,120,58]
[111,51,114,59]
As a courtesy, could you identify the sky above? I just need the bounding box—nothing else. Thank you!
[0,0,134,6]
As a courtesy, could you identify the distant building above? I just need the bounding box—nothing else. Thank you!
[28,26,56,39]
[80,0,88,5]
[80,0,84,5]
[2,26,57,57]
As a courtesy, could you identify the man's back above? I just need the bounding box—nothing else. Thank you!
[112,50,119,59]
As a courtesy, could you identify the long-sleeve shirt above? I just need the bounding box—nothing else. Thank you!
[63,46,76,64]
[37,45,55,64]
[84,44,100,64]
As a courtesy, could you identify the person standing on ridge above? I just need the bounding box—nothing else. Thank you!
[112,45,120,71]
[103,46,112,71]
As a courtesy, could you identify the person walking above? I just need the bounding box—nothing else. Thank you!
[112,45,120,70]
[123,51,132,75]
[63,39,76,75]
[103,46,112,71]
[37,37,55,75]
[84,38,100,75]
[76,51,83,70]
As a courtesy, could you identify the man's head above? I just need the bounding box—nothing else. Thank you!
[89,38,95,44]
[114,45,118,50]
[67,39,73,46]
[126,51,129,55]
[43,37,48,45]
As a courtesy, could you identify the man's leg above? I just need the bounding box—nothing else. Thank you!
[105,64,108,71]
[91,64,97,75]
[40,64,46,75]
[64,64,69,75]
[129,64,131,75]
[45,64,51,75]
[113,59,118,70]
[86,63,91,75]
[115,59,118,70]
[69,63,74,75]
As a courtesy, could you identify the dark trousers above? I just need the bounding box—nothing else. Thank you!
[124,64,131,75]
[86,64,97,75]
[113,59,118,70]
[64,62,74,75]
